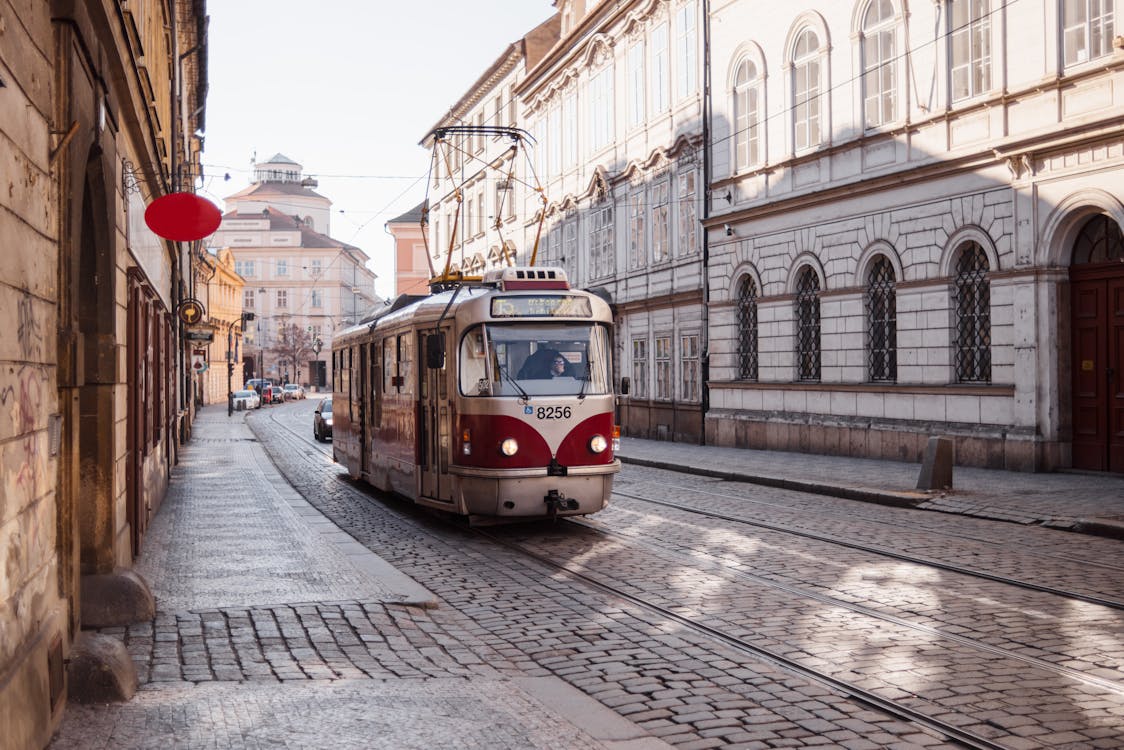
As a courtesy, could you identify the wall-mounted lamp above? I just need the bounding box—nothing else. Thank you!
[724,224,735,237]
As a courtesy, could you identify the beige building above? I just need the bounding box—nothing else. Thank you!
[197,248,248,403]
[210,155,379,390]
[0,1,207,745]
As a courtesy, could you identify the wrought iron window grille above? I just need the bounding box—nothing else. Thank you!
[953,242,991,383]
[795,268,821,382]
[866,257,897,382]
[736,277,759,380]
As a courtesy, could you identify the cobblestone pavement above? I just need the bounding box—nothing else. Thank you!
[615,439,1124,539]
[49,405,669,750]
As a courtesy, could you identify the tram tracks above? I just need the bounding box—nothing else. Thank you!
[611,486,1124,611]
[257,408,1124,748]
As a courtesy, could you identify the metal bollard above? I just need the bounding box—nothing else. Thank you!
[916,435,953,490]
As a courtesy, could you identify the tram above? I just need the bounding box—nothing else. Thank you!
[331,266,620,521]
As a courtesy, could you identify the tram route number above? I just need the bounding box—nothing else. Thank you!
[535,406,571,420]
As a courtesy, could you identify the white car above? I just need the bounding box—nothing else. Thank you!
[232,389,261,410]
[282,383,305,400]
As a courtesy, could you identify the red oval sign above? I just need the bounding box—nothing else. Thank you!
[144,192,222,242]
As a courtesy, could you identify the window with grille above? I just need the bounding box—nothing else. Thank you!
[631,338,649,398]
[861,0,898,128]
[795,267,821,381]
[792,29,822,150]
[1072,214,1124,264]
[953,242,991,382]
[733,59,761,170]
[652,181,670,263]
[1062,0,1115,66]
[681,334,700,401]
[655,335,672,399]
[866,256,897,382]
[736,276,759,380]
[950,0,992,101]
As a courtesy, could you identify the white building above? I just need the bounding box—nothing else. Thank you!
[518,0,708,442]
[705,0,1124,471]
[210,154,379,388]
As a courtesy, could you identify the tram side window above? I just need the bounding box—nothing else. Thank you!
[383,337,395,393]
[399,334,415,396]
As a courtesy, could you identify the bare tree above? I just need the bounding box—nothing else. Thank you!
[271,323,315,384]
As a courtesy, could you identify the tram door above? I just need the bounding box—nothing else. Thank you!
[418,329,451,502]
[359,344,369,475]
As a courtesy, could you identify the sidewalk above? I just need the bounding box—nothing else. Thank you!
[617,437,1124,540]
[50,405,670,750]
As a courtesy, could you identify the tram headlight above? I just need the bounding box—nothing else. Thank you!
[589,434,608,454]
[500,438,519,457]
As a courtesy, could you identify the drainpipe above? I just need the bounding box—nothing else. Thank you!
[700,0,712,446]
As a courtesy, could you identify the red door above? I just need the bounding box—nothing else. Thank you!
[1071,275,1124,472]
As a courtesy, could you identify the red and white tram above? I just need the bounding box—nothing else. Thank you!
[331,266,620,522]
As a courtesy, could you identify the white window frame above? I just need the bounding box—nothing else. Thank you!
[950,0,992,102]
[652,180,670,264]
[654,334,673,400]
[629,191,646,269]
[631,337,649,399]
[1062,0,1116,67]
[733,58,762,171]
[675,2,698,100]
[628,41,646,127]
[680,333,700,401]
[650,22,669,114]
[590,200,615,279]
[792,28,824,152]
[677,170,698,257]
[861,0,899,129]
[276,259,288,277]
[563,93,578,168]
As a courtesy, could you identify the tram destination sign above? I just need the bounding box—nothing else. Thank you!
[491,295,592,318]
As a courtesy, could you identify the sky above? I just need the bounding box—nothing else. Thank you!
[200,1,557,300]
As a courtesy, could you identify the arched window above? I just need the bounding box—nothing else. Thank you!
[1072,214,1124,264]
[866,256,897,382]
[861,0,898,128]
[794,266,821,381]
[733,58,762,170]
[792,29,823,151]
[953,242,991,383]
[736,276,759,380]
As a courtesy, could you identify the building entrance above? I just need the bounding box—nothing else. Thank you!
[1069,215,1124,472]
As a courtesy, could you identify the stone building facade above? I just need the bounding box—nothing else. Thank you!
[0,1,208,747]
[197,248,247,404]
[704,0,1124,471]
[518,0,708,443]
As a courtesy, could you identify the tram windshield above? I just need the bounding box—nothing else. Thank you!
[459,322,612,398]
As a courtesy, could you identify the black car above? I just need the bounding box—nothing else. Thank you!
[313,398,333,441]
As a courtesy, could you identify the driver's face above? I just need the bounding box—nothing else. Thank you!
[552,357,566,374]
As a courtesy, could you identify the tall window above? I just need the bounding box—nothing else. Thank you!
[734,59,762,171]
[1063,0,1116,66]
[588,65,614,152]
[675,2,698,100]
[590,199,615,278]
[548,105,562,177]
[277,259,288,277]
[681,333,700,401]
[628,42,646,127]
[243,289,255,309]
[235,260,255,277]
[563,93,578,167]
[862,0,898,128]
[563,219,578,276]
[736,276,759,380]
[792,29,823,151]
[276,289,288,309]
[655,335,672,399]
[629,192,646,269]
[795,267,821,381]
[632,337,649,398]
[678,171,698,256]
[309,259,322,277]
[651,23,669,114]
[953,242,991,383]
[866,256,897,382]
[950,0,992,101]
[311,289,323,309]
[652,181,670,263]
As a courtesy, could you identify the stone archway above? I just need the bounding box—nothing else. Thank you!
[1069,214,1124,472]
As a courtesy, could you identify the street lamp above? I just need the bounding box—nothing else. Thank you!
[311,337,323,390]
[227,311,255,417]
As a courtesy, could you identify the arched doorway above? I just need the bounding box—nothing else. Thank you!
[1069,214,1124,472]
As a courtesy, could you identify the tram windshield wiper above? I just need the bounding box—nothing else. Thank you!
[498,362,530,401]
[577,361,591,401]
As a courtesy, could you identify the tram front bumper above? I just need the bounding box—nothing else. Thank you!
[451,461,620,517]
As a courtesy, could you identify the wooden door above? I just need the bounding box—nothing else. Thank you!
[1071,276,1124,471]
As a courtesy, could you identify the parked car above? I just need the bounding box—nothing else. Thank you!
[282,383,305,400]
[313,398,333,441]
[262,385,284,404]
[231,389,261,410]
